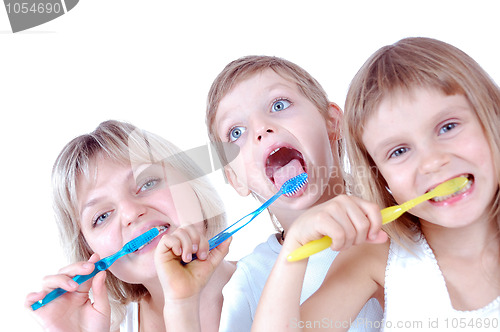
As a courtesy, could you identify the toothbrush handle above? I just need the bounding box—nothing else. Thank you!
[287,236,332,262]
[31,266,101,311]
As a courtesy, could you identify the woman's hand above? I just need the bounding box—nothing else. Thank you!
[25,253,111,332]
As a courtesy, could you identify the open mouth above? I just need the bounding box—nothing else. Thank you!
[265,147,307,189]
[430,174,473,202]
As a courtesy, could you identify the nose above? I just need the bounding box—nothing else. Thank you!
[417,146,450,175]
[256,128,275,141]
[120,197,147,226]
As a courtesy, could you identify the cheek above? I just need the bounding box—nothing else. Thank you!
[83,231,121,257]
[380,168,411,204]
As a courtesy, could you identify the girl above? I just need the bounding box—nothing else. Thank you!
[253,37,500,331]
[25,120,235,332]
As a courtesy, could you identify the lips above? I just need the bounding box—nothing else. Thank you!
[265,146,306,189]
[430,174,474,202]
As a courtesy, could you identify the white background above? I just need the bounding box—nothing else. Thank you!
[1,1,499,330]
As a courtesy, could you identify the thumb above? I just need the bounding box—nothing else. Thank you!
[91,271,111,317]
[367,230,389,244]
[208,237,231,266]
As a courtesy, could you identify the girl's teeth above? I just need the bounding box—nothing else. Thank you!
[431,177,472,202]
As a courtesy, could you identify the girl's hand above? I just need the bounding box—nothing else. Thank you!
[285,195,388,254]
[155,225,230,301]
[25,253,111,332]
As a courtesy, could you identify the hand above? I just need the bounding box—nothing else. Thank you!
[285,195,388,253]
[25,253,111,332]
[155,225,230,301]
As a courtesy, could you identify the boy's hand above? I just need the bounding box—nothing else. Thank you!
[25,253,111,332]
[284,195,388,253]
[155,225,230,301]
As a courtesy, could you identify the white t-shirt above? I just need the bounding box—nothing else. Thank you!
[219,234,383,331]
[384,236,500,331]
[120,302,138,332]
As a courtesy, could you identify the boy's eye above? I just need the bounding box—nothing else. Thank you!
[228,126,246,142]
[271,99,291,112]
[93,212,111,227]
[139,179,159,192]
[389,147,409,159]
[439,122,457,135]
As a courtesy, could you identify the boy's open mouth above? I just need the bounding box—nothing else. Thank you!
[265,147,307,189]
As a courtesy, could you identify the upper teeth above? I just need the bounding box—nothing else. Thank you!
[269,148,281,156]
[431,178,472,202]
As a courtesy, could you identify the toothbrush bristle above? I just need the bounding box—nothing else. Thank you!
[282,173,308,197]
[126,226,167,252]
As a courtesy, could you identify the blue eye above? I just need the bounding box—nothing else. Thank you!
[389,147,409,159]
[140,179,158,192]
[228,126,246,142]
[439,122,457,135]
[271,99,291,112]
[94,212,110,227]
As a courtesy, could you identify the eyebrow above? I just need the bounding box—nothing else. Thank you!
[80,168,135,215]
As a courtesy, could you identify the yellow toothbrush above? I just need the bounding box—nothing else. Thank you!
[287,176,469,262]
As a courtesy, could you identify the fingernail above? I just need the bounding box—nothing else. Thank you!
[83,263,93,269]
[199,251,208,260]
[192,244,198,252]
[68,280,78,288]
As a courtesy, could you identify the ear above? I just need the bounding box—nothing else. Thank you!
[224,166,251,197]
[326,102,343,141]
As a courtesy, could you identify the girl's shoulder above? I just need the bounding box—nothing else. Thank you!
[330,241,389,287]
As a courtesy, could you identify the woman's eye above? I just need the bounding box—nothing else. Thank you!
[139,179,159,192]
[389,147,409,159]
[228,126,246,142]
[93,212,110,227]
[439,122,457,135]
[271,99,291,112]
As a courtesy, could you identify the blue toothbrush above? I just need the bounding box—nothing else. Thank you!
[31,226,167,311]
[186,173,308,263]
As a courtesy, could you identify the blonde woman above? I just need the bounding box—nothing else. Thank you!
[26,120,235,332]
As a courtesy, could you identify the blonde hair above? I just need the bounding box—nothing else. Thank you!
[205,55,339,232]
[344,37,500,242]
[51,120,226,328]
[206,55,332,164]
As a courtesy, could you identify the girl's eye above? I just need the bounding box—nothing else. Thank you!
[93,212,111,227]
[228,126,246,142]
[271,99,291,112]
[389,147,409,159]
[139,178,159,192]
[439,122,457,135]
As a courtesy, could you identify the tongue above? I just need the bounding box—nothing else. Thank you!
[273,159,305,190]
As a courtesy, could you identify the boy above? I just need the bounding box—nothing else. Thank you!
[206,56,382,331]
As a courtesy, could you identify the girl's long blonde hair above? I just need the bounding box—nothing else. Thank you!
[344,37,500,242]
[52,120,226,328]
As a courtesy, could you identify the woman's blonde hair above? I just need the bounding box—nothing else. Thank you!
[52,120,226,328]
[344,37,500,243]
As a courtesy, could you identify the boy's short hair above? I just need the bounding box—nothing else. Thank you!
[206,55,331,163]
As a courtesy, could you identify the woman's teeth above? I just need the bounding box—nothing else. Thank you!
[431,177,473,202]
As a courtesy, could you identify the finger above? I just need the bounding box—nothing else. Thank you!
[91,271,111,317]
[208,236,231,266]
[173,228,195,262]
[25,291,46,308]
[156,233,183,259]
[366,230,389,244]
